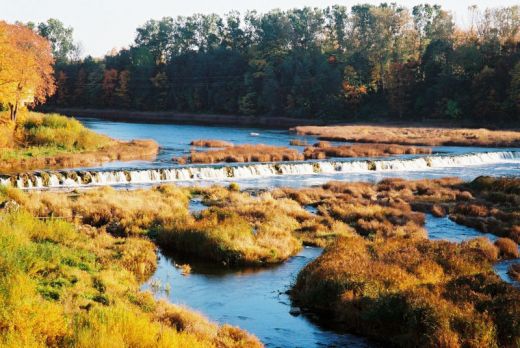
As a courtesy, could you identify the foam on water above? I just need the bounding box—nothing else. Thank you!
[2,151,519,189]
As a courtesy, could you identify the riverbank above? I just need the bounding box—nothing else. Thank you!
[0,139,159,173]
[0,186,262,347]
[46,108,520,130]
[1,176,518,346]
[48,108,326,128]
[0,112,159,174]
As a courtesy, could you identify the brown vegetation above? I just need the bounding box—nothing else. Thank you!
[0,112,159,173]
[508,263,520,282]
[274,176,520,243]
[180,144,304,164]
[0,186,261,347]
[295,125,520,147]
[292,236,519,347]
[0,139,159,173]
[303,143,432,159]
[190,139,234,148]
[178,141,432,164]
[19,185,306,266]
[289,139,308,146]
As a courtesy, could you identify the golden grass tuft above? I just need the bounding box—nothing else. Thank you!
[304,143,432,159]
[184,144,304,164]
[494,238,520,259]
[190,139,234,148]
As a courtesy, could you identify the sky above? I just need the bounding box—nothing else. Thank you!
[3,0,519,57]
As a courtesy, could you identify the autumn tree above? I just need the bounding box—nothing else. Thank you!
[0,21,55,121]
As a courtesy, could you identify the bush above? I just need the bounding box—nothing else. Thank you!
[494,238,519,259]
[293,236,520,347]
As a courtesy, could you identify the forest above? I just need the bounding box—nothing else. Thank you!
[21,4,520,123]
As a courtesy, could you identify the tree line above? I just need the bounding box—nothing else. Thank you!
[40,4,520,123]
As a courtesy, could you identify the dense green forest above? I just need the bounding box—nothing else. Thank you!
[42,4,520,123]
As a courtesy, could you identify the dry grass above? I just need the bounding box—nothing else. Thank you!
[190,139,234,147]
[274,176,520,245]
[19,185,305,266]
[181,144,304,164]
[494,238,520,259]
[0,111,159,173]
[289,139,308,146]
[0,190,261,347]
[292,236,519,347]
[508,263,520,281]
[295,125,520,147]
[303,143,432,159]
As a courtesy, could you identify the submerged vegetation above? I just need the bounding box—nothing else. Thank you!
[295,125,520,147]
[0,111,159,172]
[0,186,261,347]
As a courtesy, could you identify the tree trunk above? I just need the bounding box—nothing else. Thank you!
[9,102,18,122]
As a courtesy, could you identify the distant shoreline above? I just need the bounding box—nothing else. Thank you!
[46,108,326,129]
[45,108,520,130]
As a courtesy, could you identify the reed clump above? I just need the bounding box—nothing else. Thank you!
[292,236,520,347]
[289,139,308,146]
[294,125,520,147]
[190,139,234,148]
[157,186,306,265]
[508,263,520,281]
[182,144,304,164]
[303,143,432,159]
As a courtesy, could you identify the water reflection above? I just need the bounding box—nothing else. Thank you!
[143,247,373,348]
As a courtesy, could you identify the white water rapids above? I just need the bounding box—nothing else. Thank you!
[2,151,519,189]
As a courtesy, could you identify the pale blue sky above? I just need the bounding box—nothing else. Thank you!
[4,0,518,57]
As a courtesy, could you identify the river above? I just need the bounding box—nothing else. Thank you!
[4,118,519,347]
[1,118,519,189]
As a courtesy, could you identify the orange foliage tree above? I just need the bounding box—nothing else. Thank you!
[0,21,55,121]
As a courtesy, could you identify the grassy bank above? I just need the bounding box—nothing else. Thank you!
[0,111,159,173]
[295,125,520,147]
[2,176,518,346]
[0,186,261,347]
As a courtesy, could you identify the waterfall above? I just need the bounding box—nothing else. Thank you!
[1,151,518,189]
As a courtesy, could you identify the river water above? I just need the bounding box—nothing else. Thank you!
[2,118,519,190]
[4,118,518,346]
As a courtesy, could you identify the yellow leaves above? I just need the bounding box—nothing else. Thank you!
[0,21,55,119]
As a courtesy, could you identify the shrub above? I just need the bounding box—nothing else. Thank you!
[494,238,520,259]
[292,236,519,347]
